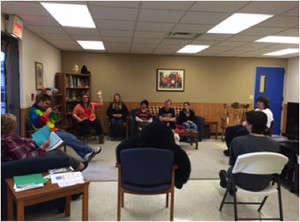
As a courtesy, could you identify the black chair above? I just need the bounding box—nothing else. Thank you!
[116,148,178,221]
[219,152,288,221]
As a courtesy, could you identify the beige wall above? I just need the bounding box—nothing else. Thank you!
[19,28,61,108]
[285,57,299,103]
[62,51,288,104]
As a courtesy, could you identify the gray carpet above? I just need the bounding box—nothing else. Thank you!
[66,138,229,181]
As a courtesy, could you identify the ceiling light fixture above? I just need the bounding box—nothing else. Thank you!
[41,2,95,28]
[207,13,273,34]
[77,41,105,50]
[177,45,210,54]
[256,36,299,44]
[263,48,299,56]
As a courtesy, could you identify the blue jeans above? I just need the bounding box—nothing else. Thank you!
[183,122,198,132]
[110,118,124,137]
[56,130,93,159]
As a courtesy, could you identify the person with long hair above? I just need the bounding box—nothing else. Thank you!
[106,93,129,140]
[72,90,104,139]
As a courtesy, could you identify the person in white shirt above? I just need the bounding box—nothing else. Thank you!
[223,96,274,156]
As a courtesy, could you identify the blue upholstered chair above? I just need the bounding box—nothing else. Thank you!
[116,148,178,221]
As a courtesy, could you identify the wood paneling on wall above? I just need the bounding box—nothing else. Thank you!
[21,102,288,137]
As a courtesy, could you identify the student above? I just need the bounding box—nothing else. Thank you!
[72,90,104,139]
[158,99,176,130]
[135,99,153,132]
[28,94,101,162]
[223,96,274,156]
[1,113,88,171]
[178,101,198,132]
[219,111,280,191]
[116,122,191,189]
[106,93,129,140]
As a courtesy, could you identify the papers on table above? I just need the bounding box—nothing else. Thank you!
[13,173,46,192]
[50,172,85,187]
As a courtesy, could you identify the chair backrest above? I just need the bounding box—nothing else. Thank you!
[120,148,174,186]
[232,152,288,175]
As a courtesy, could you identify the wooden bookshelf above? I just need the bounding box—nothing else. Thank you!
[55,72,91,130]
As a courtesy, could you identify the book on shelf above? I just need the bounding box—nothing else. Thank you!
[13,173,46,191]
[31,125,64,152]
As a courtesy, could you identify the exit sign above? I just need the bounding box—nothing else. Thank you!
[7,15,23,39]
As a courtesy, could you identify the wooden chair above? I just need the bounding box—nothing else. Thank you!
[116,148,178,221]
[220,102,249,141]
[72,117,104,144]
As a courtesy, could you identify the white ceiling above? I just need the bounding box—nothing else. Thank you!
[1,1,299,58]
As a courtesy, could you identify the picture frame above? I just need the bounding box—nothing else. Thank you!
[157,69,185,92]
[35,62,44,90]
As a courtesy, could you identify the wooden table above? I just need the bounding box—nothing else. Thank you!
[205,121,218,139]
[6,175,89,221]
[178,131,199,149]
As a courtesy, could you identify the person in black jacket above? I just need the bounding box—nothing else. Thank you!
[116,122,191,189]
[106,93,129,140]
[178,102,198,132]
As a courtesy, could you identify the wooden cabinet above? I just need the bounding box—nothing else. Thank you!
[55,72,91,130]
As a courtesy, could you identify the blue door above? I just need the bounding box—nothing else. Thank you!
[254,67,285,135]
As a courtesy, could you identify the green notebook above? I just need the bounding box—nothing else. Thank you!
[14,173,46,188]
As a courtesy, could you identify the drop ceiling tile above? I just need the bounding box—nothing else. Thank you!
[134,31,167,38]
[138,9,185,23]
[191,1,249,12]
[63,28,99,36]
[18,15,58,26]
[100,29,134,38]
[88,1,140,8]
[238,1,299,15]
[136,22,175,32]
[141,1,194,10]
[95,20,135,30]
[89,6,138,21]
[258,15,299,28]
[172,24,212,33]
[181,12,230,25]
[26,25,65,34]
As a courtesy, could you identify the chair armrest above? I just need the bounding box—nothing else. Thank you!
[195,116,205,141]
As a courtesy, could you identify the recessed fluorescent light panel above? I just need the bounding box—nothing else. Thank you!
[263,48,299,56]
[177,45,210,54]
[77,41,105,50]
[256,36,299,44]
[207,13,273,34]
[41,2,95,28]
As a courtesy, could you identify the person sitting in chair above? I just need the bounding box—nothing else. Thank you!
[135,99,153,132]
[158,99,176,130]
[72,90,104,140]
[116,122,191,189]
[1,113,88,171]
[219,110,280,191]
[178,101,198,132]
[223,96,274,156]
[28,94,102,162]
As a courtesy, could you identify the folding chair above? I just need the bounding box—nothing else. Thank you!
[116,148,178,221]
[219,152,288,221]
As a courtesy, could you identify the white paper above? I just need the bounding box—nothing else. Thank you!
[51,172,84,187]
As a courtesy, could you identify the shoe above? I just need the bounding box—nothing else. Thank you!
[223,149,229,156]
[219,170,228,188]
[71,193,82,200]
[81,160,89,171]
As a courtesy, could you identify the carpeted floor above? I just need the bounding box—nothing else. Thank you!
[65,138,229,182]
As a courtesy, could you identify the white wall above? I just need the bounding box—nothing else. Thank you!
[285,57,299,103]
[19,28,61,108]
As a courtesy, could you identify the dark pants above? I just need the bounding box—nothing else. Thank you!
[227,166,273,191]
[79,119,103,136]
[225,125,249,148]
[110,118,125,137]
